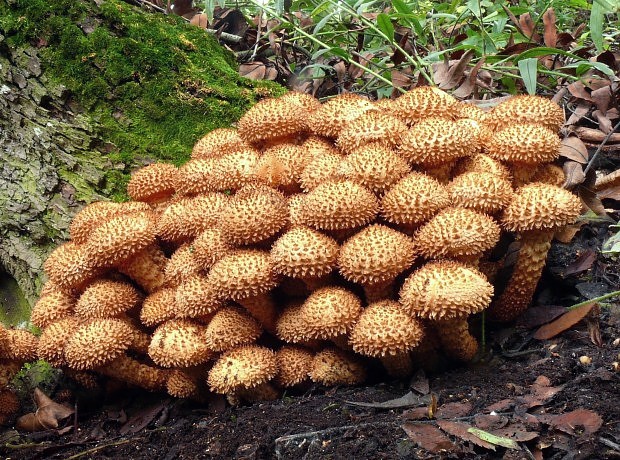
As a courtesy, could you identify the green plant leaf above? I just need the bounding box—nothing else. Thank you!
[376,13,395,42]
[467,428,520,449]
[590,0,605,52]
[513,47,583,61]
[518,57,538,94]
[392,0,413,15]
[467,0,481,17]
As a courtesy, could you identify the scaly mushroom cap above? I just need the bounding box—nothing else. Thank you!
[237,96,309,144]
[448,172,514,214]
[75,280,142,319]
[299,151,344,193]
[207,345,278,394]
[215,149,262,191]
[337,112,408,154]
[43,242,102,294]
[84,211,157,268]
[270,226,339,279]
[390,86,457,125]
[127,163,178,203]
[119,245,168,293]
[288,194,305,226]
[279,91,322,112]
[399,261,494,320]
[191,227,231,271]
[309,347,366,385]
[65,318,134,370]
[219,185,288,246]
[274,345,314,387]
[166,369,200,398]
[163,244,202,288]
[338,145,411,195]
[0,390,20,416]
[302,135,339,161]
[37,317,81,367]
[275,303,306,343]
[0,361,22,388]
[452,153,512,180]
[207,250,278,301]
[30,290,75,329]
[69,201,152,244]
[349,300,424,357]
[453,102,488,123]
[191,128,248,159]
[501,182,582,232]
[413,207,501,259]
[338,224,415,284]
[298,181,378,231]
[148,320,213,368]
[255,143,311,192]
[299,287,363,340]
[380,172,451,226]
[175,158,221,195]
[531,164,566,187]
[204,305,262,352]
[487,95,564,132]
[175,274,223,319]
[6,329,38,361]
[397,117,477,167]
[140,288,178,327]
[484,123,560,164]
[157,193,229,244]
[308,93,376,138]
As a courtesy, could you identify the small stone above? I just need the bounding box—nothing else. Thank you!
[579,356,592,365]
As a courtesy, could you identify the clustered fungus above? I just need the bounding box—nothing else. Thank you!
[28,88,580,404]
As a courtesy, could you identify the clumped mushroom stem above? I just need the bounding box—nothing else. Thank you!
[235,382,280,403]
[435,318,479,362]
[363,280,395,304]
[425,161,456,184]
[487,230,553,322]
[380,352,414,378]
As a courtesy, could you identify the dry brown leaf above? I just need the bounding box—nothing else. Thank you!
[559,136,589,163]
[409,369,430,395]
[239,62,267,80]
[453,57,486,99]
[402,423,458,453]
[533,302,596,340]
[566,101,592,125]
[598,185,620,201]
[437,420,496,450]
[474,414,509,431]
[392,69,412,91]
[562,161,585,188]
[542,8,557,48]
[591,86,612,114]
[538,409,603,436]
[438,50,475,90]
[402,406,432,420]
[518,13,540,41]
[16,389,75,432]
[15,413,46,432]
[593,109,613,134]
[491,424,539,442]
[435,401,473,419]
[485,399,514,412]
[516,305,568,329]
[564,249,596,275]
[554,223,584,243]
[189,13,209,29]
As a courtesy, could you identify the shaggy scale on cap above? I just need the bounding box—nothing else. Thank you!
[299,151,344,192]
[30,290,75,329]
[309,347,366,386]
[302,135,339,161]
[237,96,309,144]
[207,345,278,394]
[191,128,248,159]
[148,320,213,368]
[275,303,306,343]
[452,154,511,180]
[255,143,311,193]
[163,244,202,288]
[5,329,39,362]
[204,306,262,352]
[140,288,178,327]
[307,93,376,138]
[298,287,363,341]
[390,86,457,125]
[127,163,178,203]
[487,95,564,132]
[484,123,560,164]
[43,243,102,294]
[215,149,263,191]
[119,245,168,293]
[175,274,224,319]
[448,172,514,214]
[192,227,231,271]
[99,355,168,392]
[166,369,200,399]
[75,280,142,320]
[337,112,408,154]
[37,317,82,367]
[274,345,314,387]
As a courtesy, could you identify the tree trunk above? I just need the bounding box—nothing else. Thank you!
[0,0,282,319]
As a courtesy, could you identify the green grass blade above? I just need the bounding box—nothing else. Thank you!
[518,57,538,94]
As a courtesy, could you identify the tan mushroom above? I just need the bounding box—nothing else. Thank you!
[448,172,514,215]
[75,279,142,320]
[486,95,564,132]
[307,93,376,138]
[163,244,202,288]
[299,151,344,192]
[43,242,103,295]
[119,245,168,293]
[69,201,151,244]
[274,345,314,388]
[254,143,311,194]
[204,306,262,352]
[98,355,168,391]
[337,112,408,154]
[191,227,231,271]
[126,163,178,204]
[191,128,249,159]
[148,319,213,368]
[140,288,178,327]
[174,274,223,319]
[309,347,366,386]
[30,290,75,329]
[390,86,457,125]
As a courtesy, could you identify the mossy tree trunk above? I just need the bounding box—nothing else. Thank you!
[0,0,283,319]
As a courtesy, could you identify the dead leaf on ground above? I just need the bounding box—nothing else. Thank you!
[564,250,596,276]
[559,136,589,163]
[542,8,557,48]
[598,185,620,201]
[563,160,586,188]
[435,401,473,419]
[485,399,514,413]
[518,375,565,409]
[401,406,432,420]
[538,409,603,436]
[474,414,509,431]
[344,391,431,409]
[437,420,496,450]
[409,369,430,395]
[533,302,596,340]
[120,400,171,435]
[467,427,520,449]
[490,423,539,442]
[586,304,603,347]
[402,422,458,453]
[517,305,568,329]
[15,388,75,432]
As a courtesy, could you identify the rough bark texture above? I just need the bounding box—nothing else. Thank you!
[0,0,282,316]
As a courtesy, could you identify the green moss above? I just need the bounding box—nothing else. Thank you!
[0,0,284,171]
[0,271,32,327]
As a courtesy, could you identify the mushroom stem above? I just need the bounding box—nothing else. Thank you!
[238,294,278,333]
[301,274,333,291]
[98,355,168,391]
[235,382,280,402]
[409,324,442,373]
[425,161,456,184]
[435,318,478,362]
[363,280,394,303]
[380,352,414,378]
[487,230,553,322]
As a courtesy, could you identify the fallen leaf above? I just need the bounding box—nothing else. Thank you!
[474,414,509,431]
[517,375,565,409]
[402,423,457,453]
[566,101,591,125]
[542,8,557,48]
[437,50,475,90]
[485,399,514,413]
[15,389,74,432]
[564,250,596,275]
[409,369,430,395]
[467,427,520,449]
[491,424,539,442]
[435,401,472,419]
[239,62,266,80]
[591,86,612,114]
[533,302,596,340]
[598,185,620,201]
[401,406,432,420]
[120,400,170,435]
[518,13,540,42]
[559,136,589,163]
[437,420,496,450]
[593,109,613,134]
[562,161,585,188]
[516,305,568,329]
[344,391,431,409]
[538,409,603,436]
[453,57,486,99]
[189,13,209,29]
[567,82,593,102]
[15,413,46,432]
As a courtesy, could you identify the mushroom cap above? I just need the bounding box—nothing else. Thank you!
[175,158,221,195]
[448,171,514,214]
[191,128,249,159]
[148,319,213,368]
[43,242,102,294]
[31,290,75,329]
[279,91,322,112]
[75,280,142,320]
[413,207,501,259]
[6,329,39,361]
[399,261,494,320]
[337,112,408,154]
[299,151,344,192]
[397,117,478,167]
[0,390,20,415]
[270,226,339,279]
[531,164,566,187]
[298,180,379,231]
[215,149,263,191]
[204,305,262,352]
[207,250,278,301]
[207,345,278,394]
[275,303,306,343]
[37,317,82,367]
[338,224,415,284]
[500,182,582,232]
[274,345,314,387]
[298,287,363,340]
[118,245,168,293]
[255,143,311,192]
[338,145,411,195]
[64,369,100,389]
[69,201,152,244]
[237,95,309,144]
[65,318,135,370]
[0,361,22,388]
[452,153,512,180]
[218,185,288,246]
[309,347,366,385]
[390,86,458,125]
[453,102,489,123]
[288,194,306,226]
[307,93,376,138]
[488,95,564,132]
[163,244,202,288]
[484,123,560,164]
[157,193,229,244]
[380,172,451,226]
[349,300,425,357]
[127,163,178,203]
[175,274,224,319]
[84,211,157,268]
[191,227,231,271]
[140,287,178,327]
[302,135,339,161]
[166,369,200,399]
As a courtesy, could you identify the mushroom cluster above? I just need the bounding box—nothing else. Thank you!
[29,88,581,402]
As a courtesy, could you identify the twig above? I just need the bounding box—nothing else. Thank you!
[65,438,140,460]
[584,119,620,175]
[575,126,620,144]
[600,437,620,451]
